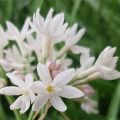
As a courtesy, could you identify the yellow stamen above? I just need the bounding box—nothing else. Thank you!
[46,85,54,93]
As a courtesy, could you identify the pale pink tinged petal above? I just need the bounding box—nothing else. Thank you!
[31,81,44,94]
[51,13,64,32]
[32,93,49,111]
[20,96,30,113]
[71,24,78,34]
[0,86,22,95]
[46,8,54,21]
[37,63,52,84]
[21,17,30,34]
[99,66,120,80]
[58,85,84,98]
[53,69,75,86]
[50,95,67,112]
[10,95,24,110]
[74,28,85,44]
[7,73,24,87]
[25,74,33,86]
[44,8,54,29]
[0,59,12,71]
[6,21,19,35]
[29,90,36,103]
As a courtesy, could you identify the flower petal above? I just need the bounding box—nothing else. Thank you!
[31,81,44,94]
[20,96,30,113]
[53,69,75,86]
[50,95,67,112]
[99,66,120,80]
[37,63,52,84]
[10,95,24,110]
[0,86,22,95]
[25,74,33,86]
[29,90,36,103]
[58,85,84,98]
[7,73,24,87]
[32,93,49,111]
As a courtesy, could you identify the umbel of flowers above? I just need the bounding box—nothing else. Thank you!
[0,8,120,118]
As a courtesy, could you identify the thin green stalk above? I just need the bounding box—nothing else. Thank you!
[6,96,21,120]
[39,0,44,9]
[28,111,35,120]
[106,81,120,120]
[71,0,82,23]
[60,112,70,120]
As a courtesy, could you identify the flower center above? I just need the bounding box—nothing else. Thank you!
[46,85,54,93]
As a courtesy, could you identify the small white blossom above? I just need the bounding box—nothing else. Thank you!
[77,46,120,80]
[0,73,35,113]
[31,8,68,58]
[32,63,84,112]
[0,46,27,71]
[6,17,31,41]
[81,97,98,114]
[64,24,85,48]
[56,24,85,58]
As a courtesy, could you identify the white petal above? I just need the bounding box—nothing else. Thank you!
[74,28,85,44]
[51,13,64,33]
[53,69,75,86]
[7,73,24,87]
[21,17,30,35]
[29,90,36,103]
[99,66,120,80]
[50,95,67,112]
[32,93,49,111]
[31,81,44,94]
[10,95,23,110]
[58,85,84,98]
[6,21,19,36]
[0,86,22,95]
[25,74,33,86]
[37,63,52,84]
[20,96,30,113]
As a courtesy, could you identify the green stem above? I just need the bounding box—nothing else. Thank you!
[60,112,70,120]
[71,0,82,23]
[6,96,21,120]
[39,0,44,9]
[106,81,120,120]
[28,110,35,120]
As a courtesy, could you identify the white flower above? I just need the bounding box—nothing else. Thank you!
[32,63,84,112]
[0,73,35,113]
[6,17,31,41]
[31,8,67,43]
[64,24,85,48]
[77,46,120,80]
[0,46,27,71]
[6,18,33,56]
[56,24,85,58]
[31,8,68,58]
[81,97,98,114]
[94,46,120,80]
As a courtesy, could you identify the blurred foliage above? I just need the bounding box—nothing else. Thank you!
[0,0,120,120]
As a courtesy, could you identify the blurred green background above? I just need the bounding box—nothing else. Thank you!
[0,0,120,120]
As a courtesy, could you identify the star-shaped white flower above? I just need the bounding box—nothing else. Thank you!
[31,8,67,43]
[77,46,120,80]
[32,63,84,112]
[0,46,27,71]
[0,73,35,113]
[6,17,32,41]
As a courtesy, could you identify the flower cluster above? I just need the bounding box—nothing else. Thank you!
[0,8,120,115]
